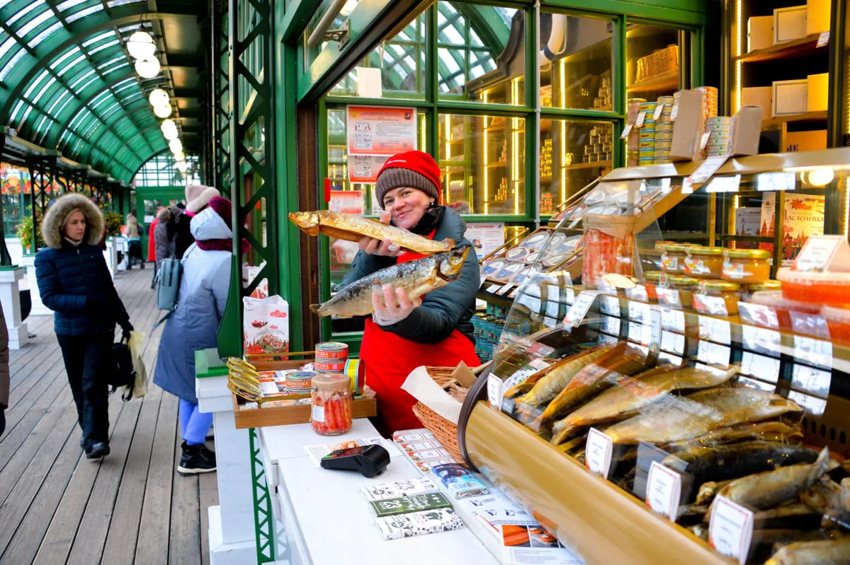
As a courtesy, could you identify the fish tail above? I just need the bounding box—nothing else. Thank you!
[550,423,575,445]
[811,447,831,478]
[309,304,322,314]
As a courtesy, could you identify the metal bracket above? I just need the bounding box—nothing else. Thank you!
[326,20,350,50]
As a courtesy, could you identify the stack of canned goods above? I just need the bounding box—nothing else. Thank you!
[626,98,646,167]
[472,303,509,362]
[696,86,719,119]
[706,116,732,157]
[595,75,612,110]
[654,95,675,164]
[315,342,349,373]
[582,124,614,163]
[638,101,658,166]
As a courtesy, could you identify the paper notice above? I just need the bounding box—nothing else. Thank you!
[564,291,599,328]
[709,496,754,565]
[585,428,614,478]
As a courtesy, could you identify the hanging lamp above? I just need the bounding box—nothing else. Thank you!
[127,31,156,60]
[135,57,161,79]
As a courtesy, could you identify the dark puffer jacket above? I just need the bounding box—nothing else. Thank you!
[341,206,479,344]
[34,194,130,337]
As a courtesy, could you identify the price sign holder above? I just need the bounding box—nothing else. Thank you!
[653,104,665,121]
[564,290,600,328]
[709,496,754,565]
[486,284,502,294]
[620,123,633,139]
[646,461,682,521]
[495,282,515,296]
[586,428,614,478]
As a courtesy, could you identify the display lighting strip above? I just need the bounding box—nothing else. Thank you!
[483,92,489,216]
[560,57,567,204]
[512,77,521,216]
[734,0,742,113]
[844,177,850,238]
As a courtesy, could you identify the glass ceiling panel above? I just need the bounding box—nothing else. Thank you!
[0,0,163,182]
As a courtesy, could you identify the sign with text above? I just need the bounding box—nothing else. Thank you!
[646,461,682,521]
[347,105,417,156]
[709,496,754,565]
[585,428,614,478]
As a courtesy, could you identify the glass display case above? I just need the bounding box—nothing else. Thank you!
[459,148,850,565]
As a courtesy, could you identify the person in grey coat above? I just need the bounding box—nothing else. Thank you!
[154,196,233,474]
[154,207,173,267]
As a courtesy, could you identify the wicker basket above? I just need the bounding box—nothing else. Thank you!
[411,367,469,462]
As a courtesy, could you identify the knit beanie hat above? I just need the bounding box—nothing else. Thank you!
[208,196,232,226]
[185,184,220,214]
[375,151,441,206]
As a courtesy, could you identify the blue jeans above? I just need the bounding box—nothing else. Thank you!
[179,398,213,446]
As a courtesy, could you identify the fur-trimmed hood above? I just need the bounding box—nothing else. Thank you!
[41,193,105,249]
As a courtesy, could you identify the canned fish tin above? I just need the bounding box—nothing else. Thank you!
[344,359,365,395]
[315,341,349,361]
[316,360,346,373]
[285,371,316,395]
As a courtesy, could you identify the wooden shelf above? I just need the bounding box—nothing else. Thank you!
[736,34,824,63]
[627,71,679,95]
[763,110,828,126]
[564,160,613,170]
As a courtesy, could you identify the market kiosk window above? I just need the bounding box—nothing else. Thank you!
[626,23,686,98]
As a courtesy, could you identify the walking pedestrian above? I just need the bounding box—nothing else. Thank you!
[0,302,9,438]
[154,196,233,474]
[169,185,219,260]
[125,212,145,269]
[154,207,173,271]
[35,194,133,460]
[148,208,161,288]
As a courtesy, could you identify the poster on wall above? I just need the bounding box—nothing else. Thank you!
[349,155,390,184]
[465,223,506,260]
[346,105,418,156]
[329,190,364,215]
[734,208,761,250]
[759,193,825,263]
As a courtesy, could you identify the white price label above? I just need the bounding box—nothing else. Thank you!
[601,315,621,336]
[628,301,650,324]
[682,178,695,195]
[487,374,503,409]
[687,155,729,187]
[599,295,621,317]
[585,428,614,478]
[817,31,830,48]
[486,284,502,294]
[699,131,712,151]
[564,291,599,328]
[698,341,731,367]
[738,302,780,329]
[495,282,515,296]
[311,405,325,423]
[709,496,754,565]
[794,235,843,272]
[661,308,686,333]
[698,316,732,345]
[661,331,686,355]
[757,172,796,192]
[620,123,633,139]
[646,461,682,521]
[706,175,741,193]
[656,287,681,308]
[653,104,666,121]
[628,322,647,345]
[741,324,781,353]
[635,111,647,128]
[649,307,662,353]
[670,103,679,121]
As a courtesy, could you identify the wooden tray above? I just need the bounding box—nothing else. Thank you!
[231,354,377,429]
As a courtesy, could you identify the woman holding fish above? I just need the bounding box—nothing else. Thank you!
[340,151,481,434]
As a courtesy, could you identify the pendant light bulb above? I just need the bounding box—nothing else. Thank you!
[149,88,169,108]
[176,161,188,173]
[153,103,172,118]
[173,151,185,161]
[161,119,178,139]
[135,57,161,79]
[169,139,183,154]
[127,31,156,60]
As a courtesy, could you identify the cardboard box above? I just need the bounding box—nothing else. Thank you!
[748,16,774,52]
[784,130,827,152]
[774,6,808,44]
[729,107,763,157]
[807,0,831,35]
[807,72,829,112]
[773,79,809,116]
[669,89,706,162]
[742,86,773,123]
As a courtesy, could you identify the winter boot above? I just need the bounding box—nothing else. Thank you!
[177,441,216,474]
[86,441,110,461]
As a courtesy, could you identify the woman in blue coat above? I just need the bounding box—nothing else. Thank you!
[154,196,233,474]
[35,194,133,461]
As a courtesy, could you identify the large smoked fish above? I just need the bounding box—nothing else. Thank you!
[310,248,468,318]
[603,388,802,445]
[290,210,454,255]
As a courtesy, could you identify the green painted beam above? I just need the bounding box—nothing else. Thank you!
[279,0,318,44]
[541,0,715,25]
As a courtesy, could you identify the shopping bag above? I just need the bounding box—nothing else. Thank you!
[127,330,148,400]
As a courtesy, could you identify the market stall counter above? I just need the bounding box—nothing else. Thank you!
[257,418,499,565]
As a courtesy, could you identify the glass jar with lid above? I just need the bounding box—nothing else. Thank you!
[661,244,691,274]
[692,280,741,316]
[684,246,725,279]
[311,373,352,436]
[722,249,771,284]
[656,274,697,309]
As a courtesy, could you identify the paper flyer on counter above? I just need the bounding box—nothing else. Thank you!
[303,437,386,467]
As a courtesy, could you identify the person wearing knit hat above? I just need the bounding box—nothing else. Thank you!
[339,150,480,435]
[154,195,234,474]
[169,184,221,259]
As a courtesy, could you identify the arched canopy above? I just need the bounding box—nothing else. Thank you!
[0,1,203,182]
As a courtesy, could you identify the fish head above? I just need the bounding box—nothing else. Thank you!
[289,211,319,230]
[438,247,469,281]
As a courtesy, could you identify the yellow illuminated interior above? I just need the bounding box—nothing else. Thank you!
[845,177,850,238]
[445,116,452,204]
[560,58,567,203]
[484,91,489,215]
[511,77,520,215]
[734,0,742,113]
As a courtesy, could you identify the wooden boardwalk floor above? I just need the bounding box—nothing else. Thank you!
[0,267,218,565]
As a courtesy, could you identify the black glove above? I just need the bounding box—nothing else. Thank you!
[121,322,133,341]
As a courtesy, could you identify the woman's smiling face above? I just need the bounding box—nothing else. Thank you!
[382,187,432,230]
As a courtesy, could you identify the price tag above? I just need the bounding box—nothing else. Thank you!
[495,283,515,296]
[817,31,830,48]
[709,496,754,565]
[706,174,741,193]
[661,308,686,333]
[793,336,833,370]
[698,131,712,151]
[486,284,502,294]
[620,123,633,139]
[508,287,519,299]
[698,340,731,367]
[738,302,780,329]
[585,428,614,478]
[564,287,576,305]
[646,461,682,521]
[564,291,599,328]
[686,155,729,187]
[682,178,695,195]
[794,235,843,272]
[741,324,781,354]
[698,316,732,345]
[599,295,621,317]
[661,330,686,355]
[655,287,681,308]
[670,102,679,122]
[648,307,662,353]
[628,322,647,345]
[487,374,503,409]
[653,103,666,122]
[635,111,647,128]
[526,342,554,358]
[757,172,796,192]
[741,351,780,383]
[628,301,650,324]
[601,315,621,336]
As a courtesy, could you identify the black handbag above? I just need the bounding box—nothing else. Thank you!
[110,340,137,401]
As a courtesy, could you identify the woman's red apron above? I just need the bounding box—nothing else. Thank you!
[360,235,480,434]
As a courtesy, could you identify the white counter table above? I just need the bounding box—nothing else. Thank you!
[258,419,500,565]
